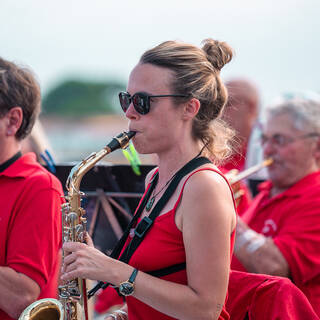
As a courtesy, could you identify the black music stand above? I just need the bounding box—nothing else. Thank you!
[53,163,155,254]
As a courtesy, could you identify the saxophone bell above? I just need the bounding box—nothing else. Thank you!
[18,298,63,320]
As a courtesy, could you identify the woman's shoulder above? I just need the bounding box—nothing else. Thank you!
[177,163,236,233]
[181,163,235,215]
[185,163,230,190]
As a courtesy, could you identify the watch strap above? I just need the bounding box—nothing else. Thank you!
[128,268,138,284]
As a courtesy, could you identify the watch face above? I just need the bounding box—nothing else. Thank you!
[119,281,134,296]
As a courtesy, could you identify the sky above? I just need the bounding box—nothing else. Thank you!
[1,0,320,109]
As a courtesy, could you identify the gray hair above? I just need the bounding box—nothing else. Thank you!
[266,97,320,133]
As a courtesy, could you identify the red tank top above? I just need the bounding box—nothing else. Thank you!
[126,168,235,320]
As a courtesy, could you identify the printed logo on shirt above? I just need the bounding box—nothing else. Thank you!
[261,219,277,237]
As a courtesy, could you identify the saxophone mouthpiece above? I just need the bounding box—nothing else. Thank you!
[107,131,136,152]
[127,130,136,138]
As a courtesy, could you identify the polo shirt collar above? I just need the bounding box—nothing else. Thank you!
[0,151,22,172]
[0,152,37,178]
[258,171,320,198]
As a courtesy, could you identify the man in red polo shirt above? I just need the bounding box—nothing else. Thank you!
[0,57,63,319]
[231,96,320,316]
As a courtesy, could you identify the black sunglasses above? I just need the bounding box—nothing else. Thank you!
[119,91,188,115]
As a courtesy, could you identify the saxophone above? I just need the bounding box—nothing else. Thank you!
[19,131,136,320]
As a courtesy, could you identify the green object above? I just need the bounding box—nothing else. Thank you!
[122,142,141,175]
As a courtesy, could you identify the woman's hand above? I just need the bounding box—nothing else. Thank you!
[84,232,94,247]
[61,240,113,283]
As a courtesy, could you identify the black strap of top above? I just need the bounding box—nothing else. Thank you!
[109,172,159,260]
[120,156,211,264]
[88,173,159,298]
[147,262,186,277]
[88,156,211,298]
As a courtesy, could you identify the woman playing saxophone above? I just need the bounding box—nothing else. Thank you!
[62,38,237,320]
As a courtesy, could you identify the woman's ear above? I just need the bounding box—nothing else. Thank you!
[5,107,23,137]
[182,98,201,120]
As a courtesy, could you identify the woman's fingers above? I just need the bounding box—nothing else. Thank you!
[63,241,86,253]
[63,252,77,265]
[85,232,94,247]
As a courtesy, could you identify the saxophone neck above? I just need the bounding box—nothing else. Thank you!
[66,148,109,194]
[66,131,136,197]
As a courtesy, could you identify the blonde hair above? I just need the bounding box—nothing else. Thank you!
[140,39,235,163]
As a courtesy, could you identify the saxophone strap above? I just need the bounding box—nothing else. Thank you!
[88,156,211,298]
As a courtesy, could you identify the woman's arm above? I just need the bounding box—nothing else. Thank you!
[62,170,236,320]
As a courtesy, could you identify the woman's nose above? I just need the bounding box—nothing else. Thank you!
[125,103,139,120]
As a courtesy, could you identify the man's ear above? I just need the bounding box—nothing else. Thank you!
[6,107,23,136]
[182,98,201,120]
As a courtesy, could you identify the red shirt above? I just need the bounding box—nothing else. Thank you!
[221,146,247,173]
[226,271,319,320]
[219,166,252,215]
[96,168,236,320]
[0,153,63,320]
[231,171,320,317]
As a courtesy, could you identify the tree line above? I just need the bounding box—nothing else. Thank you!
[42,79,126,116]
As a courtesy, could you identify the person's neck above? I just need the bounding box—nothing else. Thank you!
[156,143,202,186]
[270,186,287,197]
[270,167,319,197]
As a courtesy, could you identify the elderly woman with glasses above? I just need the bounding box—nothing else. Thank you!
[232,97,320,317]
[62,39,237,320]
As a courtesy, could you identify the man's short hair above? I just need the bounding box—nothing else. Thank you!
[0,57,41,140]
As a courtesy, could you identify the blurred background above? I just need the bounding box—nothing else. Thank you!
[1,0,319,164]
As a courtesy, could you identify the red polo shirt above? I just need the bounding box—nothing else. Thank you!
[231,171,320,316]
[0,153,63,320]
[226,271,319,320]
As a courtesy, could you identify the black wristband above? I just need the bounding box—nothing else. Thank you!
[128,268,138,284]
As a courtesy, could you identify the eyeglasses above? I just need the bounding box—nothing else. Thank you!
[119,91,188,115]
[260,132,319,147]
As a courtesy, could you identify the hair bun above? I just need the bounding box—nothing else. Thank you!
[202,39,233,71]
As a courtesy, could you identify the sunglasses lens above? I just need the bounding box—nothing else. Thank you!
[132,94,148,115]
[119,92,131,112]
[119,92,150,115]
